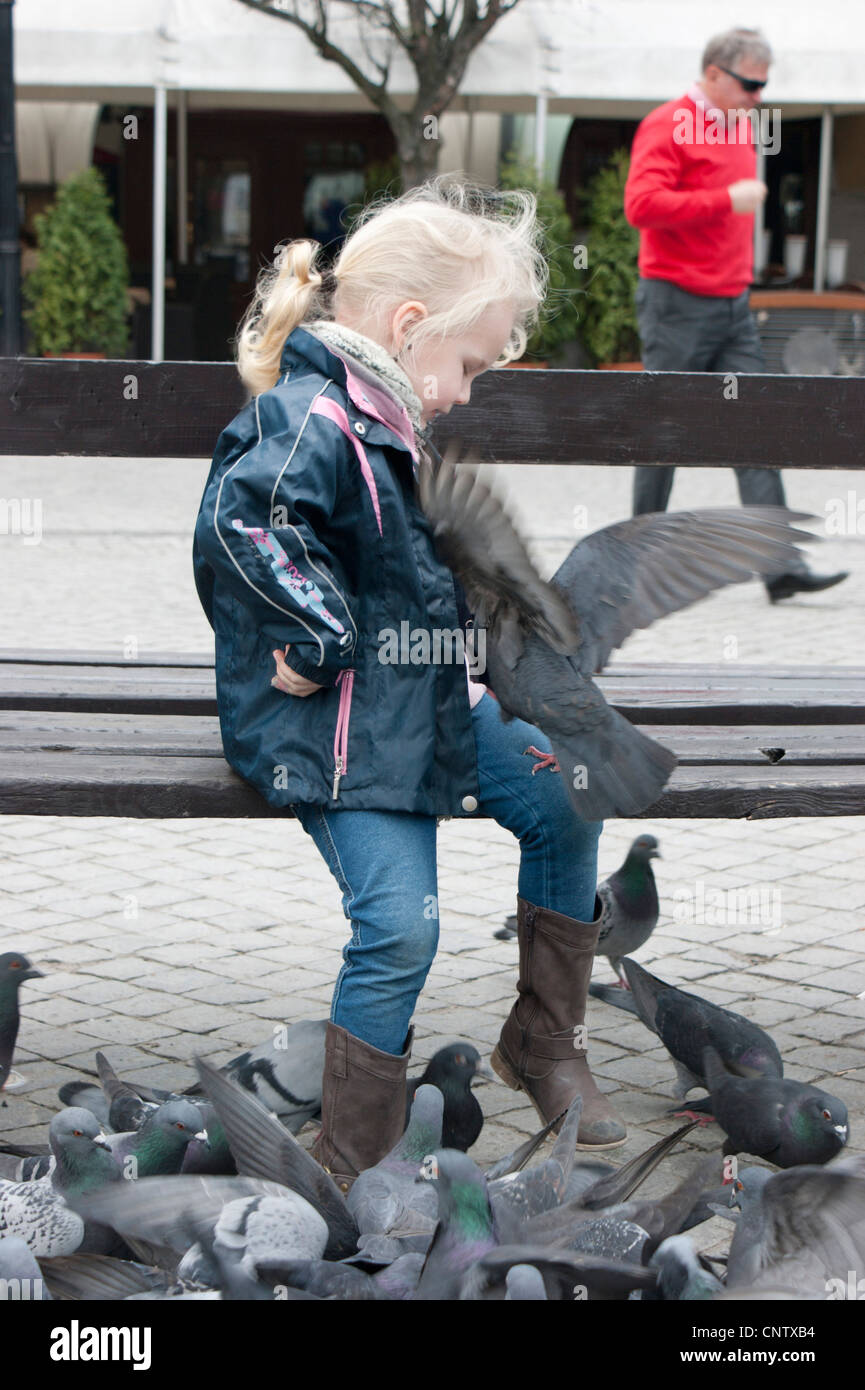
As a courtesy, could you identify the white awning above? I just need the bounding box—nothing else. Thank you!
[12,0,865,111]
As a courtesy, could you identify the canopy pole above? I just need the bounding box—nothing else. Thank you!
[0,0,21,356]
[534,90,547,180]
[814,106,834,292]
[753,144,766,275]
[151,81,167,363]
[176,88,188,266]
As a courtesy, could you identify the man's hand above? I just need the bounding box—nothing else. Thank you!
[271,646,324,697]
[728,178,768,214]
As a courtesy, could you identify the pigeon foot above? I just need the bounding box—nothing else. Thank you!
[523,745,561,774]
[672,1108,716,1127]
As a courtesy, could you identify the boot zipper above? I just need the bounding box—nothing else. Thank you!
[332,668,355,801]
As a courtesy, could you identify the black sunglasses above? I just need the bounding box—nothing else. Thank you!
[717,65,767,93]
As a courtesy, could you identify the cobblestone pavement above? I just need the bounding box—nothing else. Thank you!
[1,450,863,1264]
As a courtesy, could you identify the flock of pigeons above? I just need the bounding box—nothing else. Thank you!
[0,901,860,1301]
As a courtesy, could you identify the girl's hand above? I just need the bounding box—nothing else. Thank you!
[271,646,324,697]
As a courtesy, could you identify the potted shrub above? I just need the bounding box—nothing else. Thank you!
[579,149,642,368]
[498,153,584,366]
[23,167,130,359]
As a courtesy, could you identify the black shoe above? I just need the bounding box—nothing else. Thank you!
[766,570,849,603]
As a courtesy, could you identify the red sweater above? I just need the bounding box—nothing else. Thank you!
[624,93,756,297]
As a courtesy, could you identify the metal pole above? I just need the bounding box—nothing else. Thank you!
[0,0,21,356]
[753,144,766,276]
[814,107,834,293]
[176,87,187,265]
[151,81,167,363]
[534,90,547,181]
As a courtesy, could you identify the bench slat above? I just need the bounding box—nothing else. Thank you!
[1,663,862,724]
[0,751,861,820]
[1,711,863,765]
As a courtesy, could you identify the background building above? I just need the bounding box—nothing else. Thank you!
[12,0,865,359]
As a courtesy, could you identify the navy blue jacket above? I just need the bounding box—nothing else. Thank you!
[193,327,482,814]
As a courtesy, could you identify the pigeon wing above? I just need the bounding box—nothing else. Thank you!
[195,1056,358,1259]
[553,507,816,673]
[417,444,580,654]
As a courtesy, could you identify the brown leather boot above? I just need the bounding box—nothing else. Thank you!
[492,896,627,1149]
[312,1021,413,1192]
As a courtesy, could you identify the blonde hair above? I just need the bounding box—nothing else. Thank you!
[235,176,548,396]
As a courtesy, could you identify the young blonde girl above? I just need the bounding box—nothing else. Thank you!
[193,178,625,1188]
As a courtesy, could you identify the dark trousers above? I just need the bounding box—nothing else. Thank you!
[632,280,804,567]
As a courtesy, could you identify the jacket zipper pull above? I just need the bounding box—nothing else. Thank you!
[332,755,344,801]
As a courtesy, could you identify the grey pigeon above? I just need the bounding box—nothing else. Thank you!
[406,1044,494,1150]
[519,1148,722,1264]
[60,1021,328,1135]
[419,446,815,819]
[37,1251,168,1301]
[0,1109,119,1258]
[75,1174,328,1278]
[702,1046,849,1168]
[215,1020,327,1131]
[649,1233,725,1300]
[598,959,784,1103]
[57,1053,235,1176]
[412,1150,501,1300]
[726,1156,865,1296]
[102,1099,208,1178]
[0,1234,53,1298]
[501,836,660,969]
[488,1093,584,1233]
[594,836,661,983]
[0,951,44,1094]
[504,1264,548,1300]
[256,1257,390,1301]
[348,1084,443,1234]
[412,1149,657,1301]
[194,1054,359,1259]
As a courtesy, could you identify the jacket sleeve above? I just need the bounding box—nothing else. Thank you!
[624,117,732,230]
[194,388,358,687]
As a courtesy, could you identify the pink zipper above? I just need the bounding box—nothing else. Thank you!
[332,668,355,800]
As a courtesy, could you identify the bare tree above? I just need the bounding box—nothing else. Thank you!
[236,1,523,186]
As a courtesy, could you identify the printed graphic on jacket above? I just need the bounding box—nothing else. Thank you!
[231,520,346,634]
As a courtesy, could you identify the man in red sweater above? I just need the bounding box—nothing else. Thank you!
[624,27,846,602]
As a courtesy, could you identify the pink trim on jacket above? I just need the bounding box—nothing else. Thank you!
[311,395,383,536]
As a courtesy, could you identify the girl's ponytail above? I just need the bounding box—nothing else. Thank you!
[235,240,327,395]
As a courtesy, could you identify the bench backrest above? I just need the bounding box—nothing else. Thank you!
[0,361,861,469]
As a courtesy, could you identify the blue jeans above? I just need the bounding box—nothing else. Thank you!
[293,691,602,1054]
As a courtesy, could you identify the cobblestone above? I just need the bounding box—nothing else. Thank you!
[0,452,862,1267]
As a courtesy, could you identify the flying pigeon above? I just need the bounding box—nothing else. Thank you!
[726,1155,865,1296]
[418,446,816,820]
[0,951,44,1094]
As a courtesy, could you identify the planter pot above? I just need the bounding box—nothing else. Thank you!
[784,234,808,279]
[827,240,849,288]
[598,361,644,370]
[43,351,107,360]
[503,359,549,369]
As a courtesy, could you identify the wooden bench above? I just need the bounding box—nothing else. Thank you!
[0,360,862,823]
